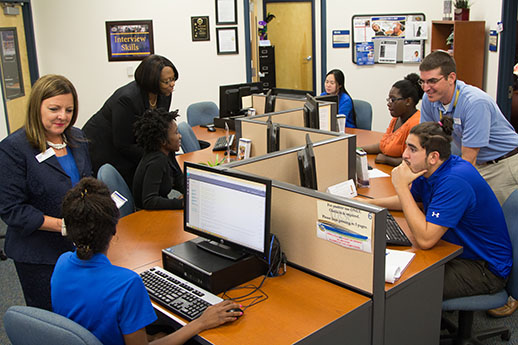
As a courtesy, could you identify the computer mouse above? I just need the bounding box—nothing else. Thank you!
[227,308,244,317]
[207,126,216,132]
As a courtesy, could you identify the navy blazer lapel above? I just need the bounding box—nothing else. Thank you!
[69,144,87,176]
[40,151,67,175]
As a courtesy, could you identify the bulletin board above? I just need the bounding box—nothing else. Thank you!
[351,13,426,65]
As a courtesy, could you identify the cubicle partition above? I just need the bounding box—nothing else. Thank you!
[250,95,337,131]
[218,164,387,343]
[251,94,305,115]
[226,135,356,193]
[236,117,348,157]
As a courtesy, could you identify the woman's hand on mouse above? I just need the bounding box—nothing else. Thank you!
[194,300,242,331]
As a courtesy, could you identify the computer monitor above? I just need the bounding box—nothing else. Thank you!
[266,115,280,153]
[184,162,272,261]
[272,87,314,99]
[315,94,339,105]
[297,134,318,190]
[219,82,263,118]
[264,88,277,113]
[303,93,319,129]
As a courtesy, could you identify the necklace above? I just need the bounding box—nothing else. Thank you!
[47,135,67,150]
[149,96,157,108]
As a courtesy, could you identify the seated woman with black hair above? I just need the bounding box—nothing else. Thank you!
[51,177,241,345]
[320,69,357,128]
[133,108,184,210]
[362,73,423,166]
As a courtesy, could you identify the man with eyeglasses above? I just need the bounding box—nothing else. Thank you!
[419,50,518,317]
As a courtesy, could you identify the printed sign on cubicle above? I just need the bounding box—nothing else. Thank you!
[316,200,373,253]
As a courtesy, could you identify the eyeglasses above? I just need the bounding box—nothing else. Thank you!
[418,76,444,87]
[386,97,405,104]
[160,78,176,85]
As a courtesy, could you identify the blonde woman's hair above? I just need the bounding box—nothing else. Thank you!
[24,74,79,152]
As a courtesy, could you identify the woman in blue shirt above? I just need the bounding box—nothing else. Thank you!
[0,75,92,311]
[320,69,357,128]
[52,177,241,345]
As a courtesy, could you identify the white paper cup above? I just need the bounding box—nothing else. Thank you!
[336,114,346,133]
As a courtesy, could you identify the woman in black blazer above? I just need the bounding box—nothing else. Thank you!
[0,75,92,311]
[82,54,179,188]
[133,108,184,210]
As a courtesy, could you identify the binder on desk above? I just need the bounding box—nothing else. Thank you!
[385,249,415,283]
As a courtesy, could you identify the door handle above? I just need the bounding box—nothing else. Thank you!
[304,56,312,61]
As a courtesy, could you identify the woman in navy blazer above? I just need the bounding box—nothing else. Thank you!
[0,75,92,311]
[82,54,178,188]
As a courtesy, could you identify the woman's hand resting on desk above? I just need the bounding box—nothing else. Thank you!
[375,153,402,167]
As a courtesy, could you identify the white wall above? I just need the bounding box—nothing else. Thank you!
[325,1,504,132]
[31,0,248,127]
[29,0,505,132]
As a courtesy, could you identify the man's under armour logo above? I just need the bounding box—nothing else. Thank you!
[432,212,440,218]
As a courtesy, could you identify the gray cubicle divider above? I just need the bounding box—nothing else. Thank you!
[236,118,354,173]
[217,170,386,344]
[252,94,306,115]
[250,95,337,131]
[270,181,386,345]
[225,135,356,193]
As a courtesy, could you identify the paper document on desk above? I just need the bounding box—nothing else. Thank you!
[385,249,415,283]
[369,169,390,178]
[326,179,357,198]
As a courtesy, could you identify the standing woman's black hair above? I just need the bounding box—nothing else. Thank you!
[134,54,179,94]
[325,69,357,127]
[62,177,119,260]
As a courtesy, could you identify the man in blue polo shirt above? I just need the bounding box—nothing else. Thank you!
[419,51,518,206]
[370,119,512,301]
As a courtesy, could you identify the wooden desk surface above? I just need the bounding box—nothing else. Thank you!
[109,210,371,345]
[108,125,461,343]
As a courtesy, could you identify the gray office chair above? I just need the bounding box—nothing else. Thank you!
[440,189,518,344]
[187,101,219,127]
[177,121,210,153]
[353,99,373,130]
[97,163,135,217]
[4,305,102,345]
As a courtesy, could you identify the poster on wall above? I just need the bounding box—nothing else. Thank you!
[105,20,154,61]
[0,28,24,100]
[351,13,425,64]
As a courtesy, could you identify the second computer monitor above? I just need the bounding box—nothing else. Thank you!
[303,93,319,129]
[219,82,263,118]
[183,162,272,260]
[297,134,318,190]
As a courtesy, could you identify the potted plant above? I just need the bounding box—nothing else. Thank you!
[454,0,471,21]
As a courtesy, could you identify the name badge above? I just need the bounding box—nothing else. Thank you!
[454,117,462,125]
[36,148,55,163]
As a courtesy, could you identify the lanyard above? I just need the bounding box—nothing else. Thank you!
[439,88,460,120]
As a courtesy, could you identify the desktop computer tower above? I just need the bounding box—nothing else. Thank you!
[162,238,267,294]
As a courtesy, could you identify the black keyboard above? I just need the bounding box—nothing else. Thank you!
[386,213,412,246]
[140,266,223,321]
[212,134,235,151]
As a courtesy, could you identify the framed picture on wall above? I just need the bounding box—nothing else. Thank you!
[105,20,154,61]
[191,16,210,41]
[215,0,237,25]
[216,27,238,54]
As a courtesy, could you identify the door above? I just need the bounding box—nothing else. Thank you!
[265,1,314,91]
[0,3,32,133]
